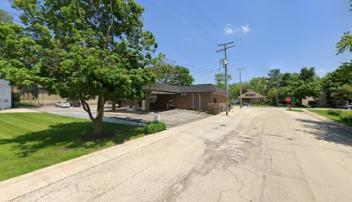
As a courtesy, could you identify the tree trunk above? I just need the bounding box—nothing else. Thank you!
[94,95,105,136]
[275,90,279,107]
[94,116,103,135]
[112,101,116,112]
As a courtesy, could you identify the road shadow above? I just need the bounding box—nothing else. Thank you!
[0,122,143,157]
[295,118,352,146]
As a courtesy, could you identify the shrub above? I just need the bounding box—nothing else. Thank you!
[340,113,352,122]
[327,110,342,116]
[144,121,166,134]
[11,92,21,107]
[308,101,317,108]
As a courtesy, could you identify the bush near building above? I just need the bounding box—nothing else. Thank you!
[144,121,167,134]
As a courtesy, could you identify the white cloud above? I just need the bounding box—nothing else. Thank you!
[224,24,234,35]
[224,24,251,35]
[239,25,251,34]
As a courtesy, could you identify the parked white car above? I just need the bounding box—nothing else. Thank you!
[55,101,70,108]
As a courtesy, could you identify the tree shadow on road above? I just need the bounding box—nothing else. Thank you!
[295,118,352,146]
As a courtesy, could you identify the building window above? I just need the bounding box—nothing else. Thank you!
[169,99,175,107]
[213,97,217,103]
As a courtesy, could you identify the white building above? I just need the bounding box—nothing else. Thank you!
[0,79,12,110]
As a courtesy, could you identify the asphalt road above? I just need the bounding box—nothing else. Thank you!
[6,107,352,202]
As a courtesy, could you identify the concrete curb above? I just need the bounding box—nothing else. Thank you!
[302,109,352,133]
[0,113,221,202]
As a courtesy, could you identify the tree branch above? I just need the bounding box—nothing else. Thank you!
[104,0,114,48]
[80,98,95,121]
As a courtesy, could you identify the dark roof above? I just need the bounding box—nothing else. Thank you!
[179,84,227,94]
[146,83,227,95]
[146,83,180,93]
[239,90,265,98]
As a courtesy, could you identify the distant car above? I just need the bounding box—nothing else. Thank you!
[69,101,81,107]
[337,104,352,110]
[231,100,240,105]
[55,101,70,108]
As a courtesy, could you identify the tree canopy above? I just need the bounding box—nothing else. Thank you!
[152,55,194,86]
[229,67,321,106]
[0,9,13,23]
[322,63,352,105]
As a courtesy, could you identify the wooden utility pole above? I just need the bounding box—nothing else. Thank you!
[217,42,235,115]
[238,68,245,109]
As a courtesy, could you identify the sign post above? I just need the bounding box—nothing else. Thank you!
[285,97,292,110]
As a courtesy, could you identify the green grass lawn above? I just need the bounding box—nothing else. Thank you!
[0,113,144,181]
[286,108,304,112]
[308,109,352,127]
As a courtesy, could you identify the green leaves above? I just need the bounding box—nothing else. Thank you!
[1,1,158,131]
[151,55,194,86]
[337,32,352,55]
[215,73,231,89]
[322,63,352,104]
[230,67,321,104]
[0,9,13,23]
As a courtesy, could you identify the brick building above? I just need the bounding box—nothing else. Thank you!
[144,83,227,112]
[14,83,227,112]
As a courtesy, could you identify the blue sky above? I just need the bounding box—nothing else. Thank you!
[2,0,352,84]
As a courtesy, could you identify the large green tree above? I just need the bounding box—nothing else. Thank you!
[326,0,352,105]
[248,77,268,96]
[288,67,320,102]
[322,63,352,105]
[265,67,320,105]
[1,0,158,137]
[267,69,280,106]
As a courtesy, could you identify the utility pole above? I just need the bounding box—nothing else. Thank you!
[217,42,235,116]
[238,68,245,109]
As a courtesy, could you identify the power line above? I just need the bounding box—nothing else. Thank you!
[217,42,235,115]
[165,58,218,74]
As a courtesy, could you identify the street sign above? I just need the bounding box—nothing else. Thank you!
[285,97,292,103]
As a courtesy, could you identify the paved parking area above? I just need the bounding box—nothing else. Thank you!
[35,105,211,128]
[105,109,212,128]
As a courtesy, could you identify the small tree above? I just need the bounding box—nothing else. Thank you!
[2,0,158,137]
[152,55,194,86]
[268,69,281,106]
[215,72,231,89]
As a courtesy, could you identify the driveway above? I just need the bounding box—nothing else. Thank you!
[1,107,352,201]
[36,105,211,128]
